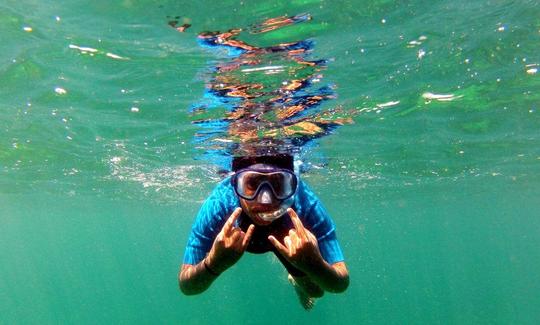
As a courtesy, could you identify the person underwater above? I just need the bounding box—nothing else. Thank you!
[179,154,349,310]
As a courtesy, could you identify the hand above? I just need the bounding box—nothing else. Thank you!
[206,207,255,274]
[268,208,324,273]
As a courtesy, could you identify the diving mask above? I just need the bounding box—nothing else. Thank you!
[232,167,298,222]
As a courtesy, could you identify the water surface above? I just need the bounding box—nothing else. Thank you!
[1,0,539,323]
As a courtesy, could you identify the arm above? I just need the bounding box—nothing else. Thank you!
[179,259,219,295]
[269,208,349,293]
[179,208,254,295]
[300,261,349,293]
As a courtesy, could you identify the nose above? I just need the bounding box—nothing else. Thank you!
[257,186,274,204]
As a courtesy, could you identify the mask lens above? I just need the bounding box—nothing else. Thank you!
[234,169,297,201]
[236,171,265,200]
[267,172,294,199]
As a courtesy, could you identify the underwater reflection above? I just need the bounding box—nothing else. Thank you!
[180,14,354,167]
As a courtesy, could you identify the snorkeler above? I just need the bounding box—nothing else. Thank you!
[179,154,349,309]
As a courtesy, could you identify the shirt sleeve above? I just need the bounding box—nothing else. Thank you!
[299,181,345,265]
[182,181,235,265]
[307,200,345,265]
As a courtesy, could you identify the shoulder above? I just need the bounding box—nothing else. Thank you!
[195,177,239,225]
[208,176,237,203]
[294,179,321,211]
[293,178,336,238]
[294,179,330,221]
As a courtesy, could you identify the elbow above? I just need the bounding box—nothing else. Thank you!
[179,283,197,296]
[333,274,349,293]
[178,280,190,296]
[328,262,349,293]
[178,264,211,296]
[178,270,187,295]
[326,274,349,293]
[178,269,197,296]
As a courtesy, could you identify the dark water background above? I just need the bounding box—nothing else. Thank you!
[1,0,539,323]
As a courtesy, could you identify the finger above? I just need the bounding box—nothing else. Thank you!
[287,208,307,238]
[294,232,304,251]
[284,236,296,255]
[289,231,302,252]
[268,235,289,257]
[289,228,296,237]
[224,207,242,234]
[229,229,242,244]
[288,228,299,246]
[284,236,292,249]
[241,224,255,248]
[231,226,242,237]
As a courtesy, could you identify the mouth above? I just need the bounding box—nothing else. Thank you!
[256,206,288,222]
[246,206,286,225]
[240,196,294,225]
[251,215,273,225]
[249,206,280,214]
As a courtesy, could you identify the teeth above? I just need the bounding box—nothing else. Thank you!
[259,207,287,221]
[255,197,295,222]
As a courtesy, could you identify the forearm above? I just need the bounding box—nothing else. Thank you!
[178,258,219,295]
[303,261,349,293]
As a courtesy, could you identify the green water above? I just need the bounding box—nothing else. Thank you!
[1,0,539,323]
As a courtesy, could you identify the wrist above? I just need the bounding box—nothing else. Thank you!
[203,258,221,276]
[300,254,327,275]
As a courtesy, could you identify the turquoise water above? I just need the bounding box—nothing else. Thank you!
[1,0,540,323]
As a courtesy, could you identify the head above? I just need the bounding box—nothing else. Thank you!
[231,155,296,225]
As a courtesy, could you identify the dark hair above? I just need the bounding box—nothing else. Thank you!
[232,154,294,172]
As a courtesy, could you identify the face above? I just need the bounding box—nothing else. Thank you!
[236,163,295,226]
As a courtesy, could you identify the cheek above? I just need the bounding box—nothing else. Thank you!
[239,198,251,211]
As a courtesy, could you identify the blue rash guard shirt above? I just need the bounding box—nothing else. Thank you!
[183,177,345,266]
